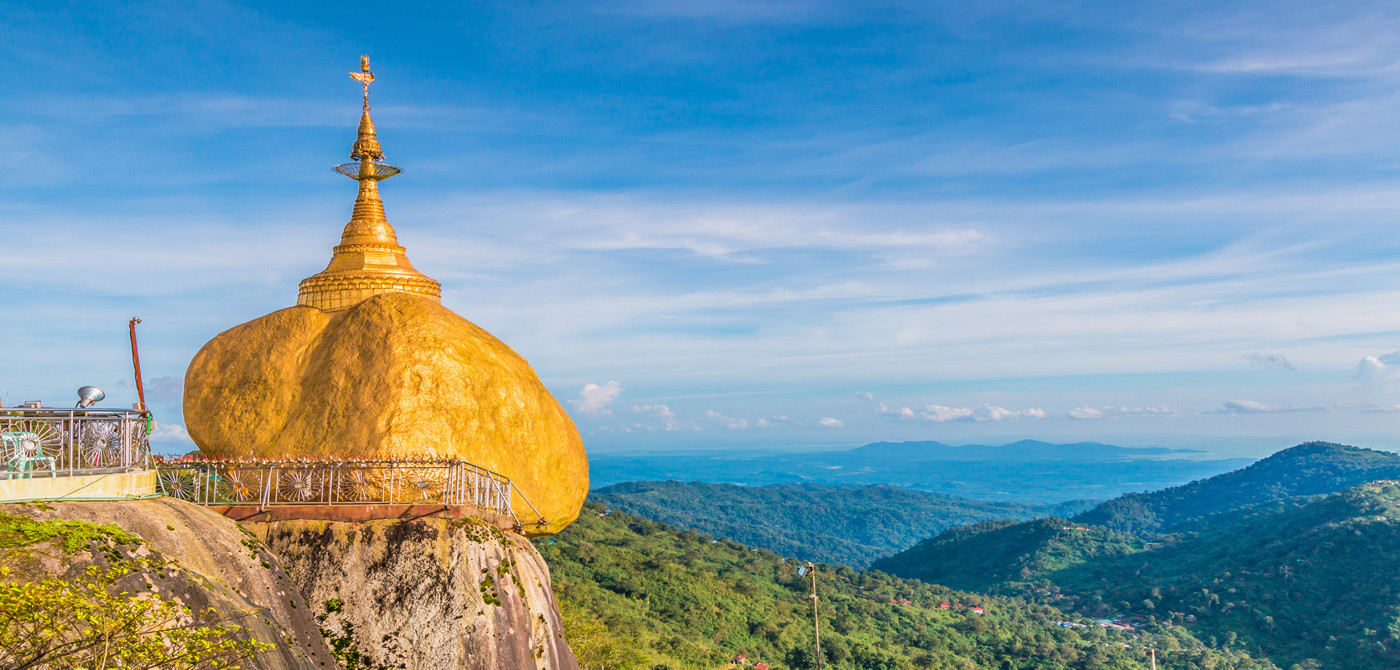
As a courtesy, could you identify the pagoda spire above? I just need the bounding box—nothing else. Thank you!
[297,55,441,312]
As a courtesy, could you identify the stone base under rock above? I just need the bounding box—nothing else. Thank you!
[248,516,579,670]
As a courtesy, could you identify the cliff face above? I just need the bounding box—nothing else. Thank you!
[0,499,335,670]
[249,516,579,670]
[3,500,579,670]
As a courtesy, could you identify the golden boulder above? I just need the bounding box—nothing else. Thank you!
[183,294,588,534]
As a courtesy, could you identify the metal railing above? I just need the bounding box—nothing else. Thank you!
[154,457,542,527]
[0,407,152,478]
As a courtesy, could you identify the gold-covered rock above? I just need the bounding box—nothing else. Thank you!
[183,293,588,534]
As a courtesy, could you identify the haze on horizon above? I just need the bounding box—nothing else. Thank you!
[4,1,1400,458]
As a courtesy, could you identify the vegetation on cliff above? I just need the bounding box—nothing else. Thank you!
[592,481,1092,568]
[0,510,271,669]
[541,502,1275,670]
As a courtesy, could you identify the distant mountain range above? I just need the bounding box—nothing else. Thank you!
[591,439,1250,505]
[591,481,1095,568]
[847,439,1196,461]
[1072,441,1400,534]
[872,442,1400,670]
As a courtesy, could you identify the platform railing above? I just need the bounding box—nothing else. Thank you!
[154,457,541,527]
[0,407,152,478]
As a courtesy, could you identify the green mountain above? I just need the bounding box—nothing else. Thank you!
[872,443,1400,669]
[1049,482,1400,670]
[539,501,1276,670]
[592,481,1095,568]
[869,518,1147,595]
[1072,442,1400,535]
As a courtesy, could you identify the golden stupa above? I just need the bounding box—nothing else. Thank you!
[183,56,588,533]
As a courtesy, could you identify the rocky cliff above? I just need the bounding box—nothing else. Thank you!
[248,515,578,670]
[2,500,578,670]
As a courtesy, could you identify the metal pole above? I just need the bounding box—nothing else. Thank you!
[809,562,822,670]
[128,318,147,412]
[1149,648,1156,670]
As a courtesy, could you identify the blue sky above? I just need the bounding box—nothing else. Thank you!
[5,1,1400,456]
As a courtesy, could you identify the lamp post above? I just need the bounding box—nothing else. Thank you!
[799,561,821,669]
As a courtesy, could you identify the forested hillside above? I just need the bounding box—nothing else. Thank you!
[592,481,1093,567]
[1073,442,1400,535]
[539,502,1276,670]
[874,476,1400,668]
[870,518,1146,595]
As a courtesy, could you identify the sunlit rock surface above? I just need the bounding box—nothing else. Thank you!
[183,292,589,534]
[247,516,579,670]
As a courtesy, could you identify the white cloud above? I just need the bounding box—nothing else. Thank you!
[818,417,844,428]
[1069,405,1175,419]
[1214,400,1332,414]
[1357,350,1400,394]
[704,409,749,429]
[1069,406,1104,420]
[1244,353,1296,371]
[876,403,918,419]
[573,381,622,415]
[918,404,1042,423]
[855,391,875,400]
[149,423,191,444]
[631,403,683,431]
[1218,399,1275,413]
[921,405,974,422]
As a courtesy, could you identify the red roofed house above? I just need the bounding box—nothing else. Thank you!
[939,601,951,609]
[754,664,769,670]
[972,606,985,616]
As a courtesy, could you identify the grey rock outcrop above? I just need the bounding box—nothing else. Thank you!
[248,516,579,670]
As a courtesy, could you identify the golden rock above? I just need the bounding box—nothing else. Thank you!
[182,57,587,533]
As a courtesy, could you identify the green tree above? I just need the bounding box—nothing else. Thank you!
[0,564,270,669]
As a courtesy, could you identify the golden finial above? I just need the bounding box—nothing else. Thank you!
[349,54,374,111]
[296,55,441,312]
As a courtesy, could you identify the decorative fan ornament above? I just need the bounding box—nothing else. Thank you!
[400,467,447,502]
[340,468,384,502]
[3,419,66,465]
[81,422,123,467]
[279,469,321,502]
[159,471,194,501]
[218,468,259,502]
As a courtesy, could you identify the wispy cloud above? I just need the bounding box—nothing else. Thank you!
[1244,353,1296,371]
[1068,405,1176,420]
[573,381,622,415]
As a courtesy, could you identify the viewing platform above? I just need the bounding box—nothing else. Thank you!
[0,405,157,501]
[1,405,546,532]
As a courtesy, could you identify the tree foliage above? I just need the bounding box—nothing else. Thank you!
[593,481,1091,568]
[0,564,270,669]
[1073,442,1400,535]
[542,502,1275,670]
[877,478,1400,669]
[0,511,271,670]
